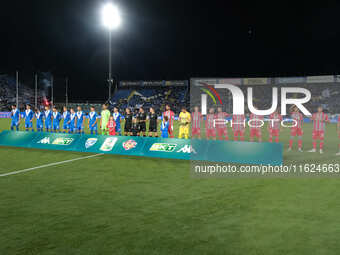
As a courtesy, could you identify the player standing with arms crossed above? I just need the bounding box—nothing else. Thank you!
[100,104,110,135]
[113,107,122,136]
[24,104,34,132]
[163,104,175,138]
[88,106,98,135]
[10,104,20,131]
[205,108,216,140]
[268,108,282,143]
[178,107,191,139]
[148,107,158,137]
[232,114,245,141]
[35,108,44,132]
[308,106,330,154]
[62,106,70,133]
[288,106,304,152]
[44,106,52,132]
[191,106,202,139]
[216,106,229,140]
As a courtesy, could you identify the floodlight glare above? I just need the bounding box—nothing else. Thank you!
[102,3,121,30]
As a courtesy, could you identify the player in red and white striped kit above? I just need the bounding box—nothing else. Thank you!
[308,106,330,154]
[288,106,304,152]
[232,114,245,141]
[268,109,282,143]
[337,115,340,156]
[205,108,216,140]
[163,104,175,138]
[249,113,264,142]
[215,107,229,140]
[191,106,202,139]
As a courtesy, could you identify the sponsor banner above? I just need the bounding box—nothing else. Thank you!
[216,78,242,85]
[120,80,188,87]
[0,131,282,164]
[276,77,305,84]
[307,75,334,83]
[0,112,11,118]
[242,78,269,85]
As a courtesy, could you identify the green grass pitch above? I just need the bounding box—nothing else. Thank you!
[1,118,340,254]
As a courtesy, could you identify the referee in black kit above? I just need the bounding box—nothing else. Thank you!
[148,107,158,137]
[137,107,147,137]
[124,108,133,136]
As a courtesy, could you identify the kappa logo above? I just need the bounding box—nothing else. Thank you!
[37,137,50,144]
[150,143,177,152]
[52,138,74,145]
[176,145,196,154]
[100,137,118,152]
[85,138,98,149]
[123,139,137,151]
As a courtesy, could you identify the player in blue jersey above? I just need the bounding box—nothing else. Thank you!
[113,107,121,135]
[44,106,52,132]
[24,104,34,131]
[69,108,77,133]
[161,116,169,138]
[52,107,61,132]
[88,106,98,135]
[76,106,85,134]
[10,104,20,131]
[62,106,70,133]
[35,108,44,132]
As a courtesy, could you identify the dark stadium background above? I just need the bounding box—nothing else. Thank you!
[1,0,340,100]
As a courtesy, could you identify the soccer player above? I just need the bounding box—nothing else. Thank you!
[100,104,110,135]
[24,104,34,132]
[249,112,264,142]
[163,104,175,138]
[268,109,282,143]
[215,106,229,140]
[44,106,52,132]
[62,106,70,133]
[69,108,77,133]
[337,115,340,156]
[161,116,169,138]
[88,106,98,135]
[178,107,191,139]
[52,107,61,133]
[137,107,147,137]
[76,106,85,134]
[232,114,245,141]
[191,106,202,139]
[35,108,44,132]
[107,116,116,136]
[288,106,304,152]
[205,108,216,140]
[10,104,20,131]
[308,106,330,154]
[124,108,133,136]
[148,107,158,137]
[113,107,122,136]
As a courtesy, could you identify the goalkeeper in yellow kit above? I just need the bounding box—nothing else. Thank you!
[178,107,191,139]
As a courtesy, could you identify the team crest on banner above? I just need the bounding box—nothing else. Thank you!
[123,139,137,151]
[85,138,98,149]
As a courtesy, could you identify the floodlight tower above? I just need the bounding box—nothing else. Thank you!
[102,2,121,101]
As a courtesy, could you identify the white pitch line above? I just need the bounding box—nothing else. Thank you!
[0,153,104,177]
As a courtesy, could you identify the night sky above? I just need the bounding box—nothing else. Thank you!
[1,0,340,100]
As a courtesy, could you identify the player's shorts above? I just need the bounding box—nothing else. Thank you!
[206,128,216,138]
[269,129,280,137]
[53,124,60,130]
[69,125,76,133]
[313,130,325,140]
[77,125,84,130]
[192,127,201,136]
[116,125,121,133]
[168,125,174,136]
[11,121,19,128]
[45,122,52,129]
[250,129,262,138]
[179,126,190,138]
[124,123,132,133]
[25,122,33,128]
[291,128,303,136]
[233,130,245,137]
[63,123,69,130]
[139,123,146,132]
[217,128,228,137]
[36,123,43,129]
[149,125,157,132]
[89,124,97,131]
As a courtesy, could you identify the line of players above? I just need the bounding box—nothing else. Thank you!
[9,103,191,139]
[191,105,340,155]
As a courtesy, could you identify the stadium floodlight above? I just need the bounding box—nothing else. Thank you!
[102,2,121,30]
[101,2,121,100]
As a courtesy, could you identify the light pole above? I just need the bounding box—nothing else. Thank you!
[102,2,121,101]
